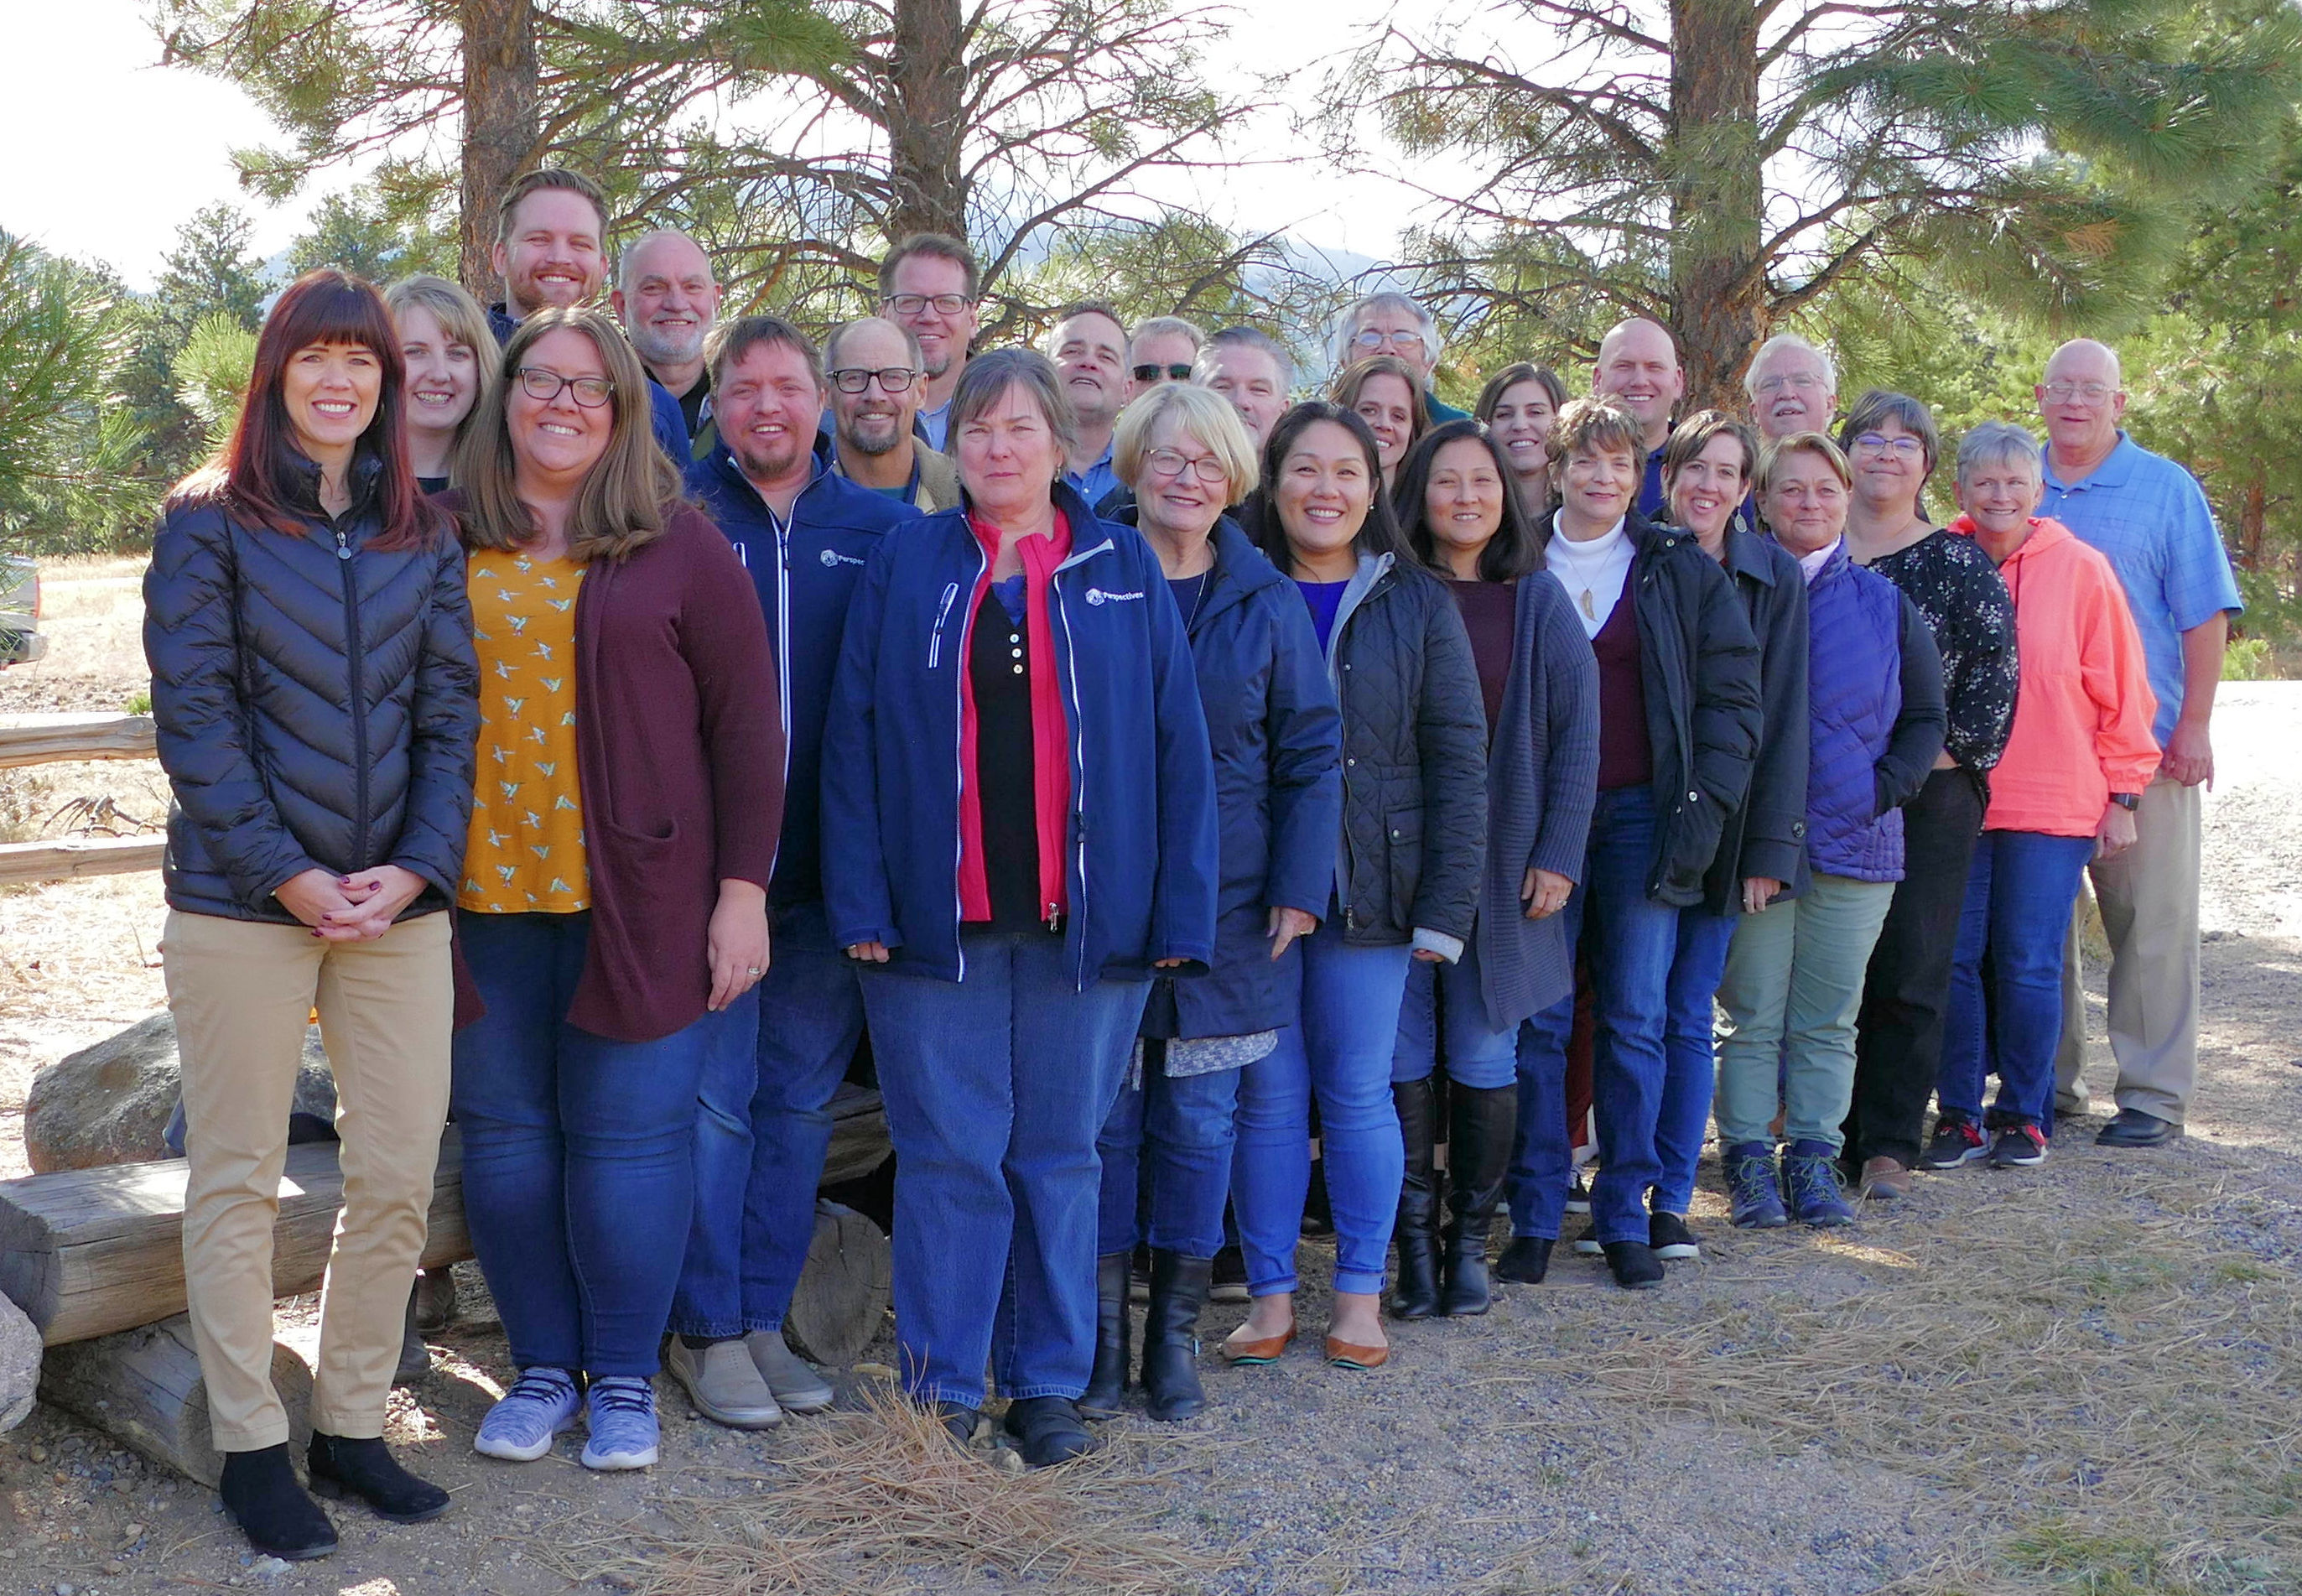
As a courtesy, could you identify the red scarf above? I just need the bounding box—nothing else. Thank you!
[957,509,1074,924]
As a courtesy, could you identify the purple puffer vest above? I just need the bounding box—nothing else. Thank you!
[1801,543,1906,883]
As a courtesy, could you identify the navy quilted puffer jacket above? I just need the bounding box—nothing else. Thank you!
[143,456,481,924]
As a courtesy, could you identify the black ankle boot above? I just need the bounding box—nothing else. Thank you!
[218,1444,337,1560]
[1389,1079,1441,1319]
[1494,1235,1554,1284]
[308,1432,450,1524]
[1003,1396,1095,1467]
[1139,1250,1213,1422]
[392,1281,431,1387]
[1440,1084,1516,1316]
[1079,1251,1131,1419]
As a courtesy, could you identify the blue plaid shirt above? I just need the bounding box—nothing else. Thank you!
[2039,432,2240,747]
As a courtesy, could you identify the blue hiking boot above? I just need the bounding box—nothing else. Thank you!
[1724,1141,1789,1229]
[580,1376,661,1470]
[1784,1139,1857,1227]
[474,1367,582,1462]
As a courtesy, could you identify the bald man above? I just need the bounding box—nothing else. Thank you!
[614,229,723,437]
[2036,338,2242,1148]
[1591,317,1687,517]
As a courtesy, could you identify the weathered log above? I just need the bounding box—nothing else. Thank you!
[0,712,157,770]
[39,1313,312,1487]
[0,834,164,885]
[0,1133,471,1347]
[782,1201,891,1367]
[824,1082,891,1186]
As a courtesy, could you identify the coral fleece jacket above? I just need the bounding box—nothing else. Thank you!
[1950,514,2159,838]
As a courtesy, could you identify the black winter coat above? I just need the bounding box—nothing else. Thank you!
[1324,554,1487,950]
[144,457,481,924]
[1703,522,1810,911]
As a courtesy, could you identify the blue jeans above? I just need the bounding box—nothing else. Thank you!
[1390,938,1520,1090]
[1231,916,1413,1297]
[860,929,1149,1409]
[450,911,715,1377]
[1651,907,1737,1214]
[1096,1055,1241,1259]
[1939,830,2095,1136]
[1507,787,1680,1245]
[671,902,865,1338]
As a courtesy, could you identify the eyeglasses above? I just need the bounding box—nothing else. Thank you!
[1352,329,1425,354]
[1853,433,1925,459]
[1133,363,1195,382]
[517,367,615,408]
[829,367,919,394]
[1755,372,1827,394]
[881,293,974,317]
[1145,448,1229,486]
[2040,380,2117,404]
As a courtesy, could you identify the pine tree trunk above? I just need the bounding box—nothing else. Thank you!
[460,0,540,299]
[886,0,970,247]
[1665,0,1766,412]
[2240,473,2267,569]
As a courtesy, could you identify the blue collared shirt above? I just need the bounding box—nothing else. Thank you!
[2039,432,2241,745]
[1064,441,1122,515]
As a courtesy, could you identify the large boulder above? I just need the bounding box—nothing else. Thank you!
[0,1292,38,1432]
[23,1013,337,1174]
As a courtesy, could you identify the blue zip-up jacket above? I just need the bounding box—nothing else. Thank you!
[1132,517,1343,1039]
[821,481,1220,986]
[1795,540,1946,886]
[687,438,919,909]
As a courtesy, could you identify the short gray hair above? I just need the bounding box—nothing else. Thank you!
[1198,325,1295,388]
[1955,421,2045,486]
[1130,315,1205,356]
[1743,332,1837,398]
[1328,291,1442,372]
[824,315,922,372]
[949,347,1078,459]
[616,228,715,296]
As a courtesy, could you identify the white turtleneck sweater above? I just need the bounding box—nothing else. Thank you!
[1546,513,1634,639]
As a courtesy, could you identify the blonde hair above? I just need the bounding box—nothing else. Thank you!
[1115,383,1260,505]
[452,305,683,563]
[1755,430,1853,496]
[383,275,501,470]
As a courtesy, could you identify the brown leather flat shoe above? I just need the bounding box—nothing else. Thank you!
[1859,1156,1913,1201]
[1218,1321,1296,1365]
[1324,1335,1390,1370]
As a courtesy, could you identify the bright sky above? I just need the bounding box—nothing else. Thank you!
[0,0,1463,290]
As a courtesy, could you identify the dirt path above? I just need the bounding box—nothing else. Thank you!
[3,569,2299,1595]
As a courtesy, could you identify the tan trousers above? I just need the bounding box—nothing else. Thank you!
[165,908,453,1450]
[2055,777,2202,1125]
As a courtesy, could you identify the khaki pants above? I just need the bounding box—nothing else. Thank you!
[2055,777,2202,1125]
[165,908,453,1450]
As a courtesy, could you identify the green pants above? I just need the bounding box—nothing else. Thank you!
[1715,872,1897,1152]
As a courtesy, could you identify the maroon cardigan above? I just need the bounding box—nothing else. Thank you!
[443,496,783,1042]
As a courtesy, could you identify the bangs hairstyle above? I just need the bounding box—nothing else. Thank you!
[1661,408,1759,487]
[1329,354,1432,453]
[1393,418,1543,581]
[1114,382,1260,504]
[452,305,683,563]
[171,268,442,554]
[1544,395,1646,481]
[1475,362,1567,426]
[384,274,501,455]
[1755,430,1853,496]
[1252,401,1409,569]
[1837,388,1941,480]
[1954,419,2045,486]
[949,347,1079,459]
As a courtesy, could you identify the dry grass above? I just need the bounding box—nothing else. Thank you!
[532,1382,1239,1596]
[1477,1173,2302,1596]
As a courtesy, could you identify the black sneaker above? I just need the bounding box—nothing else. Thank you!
[1566,1176,1593,1216]
[1648,1211,1699,1261]
[1570,1221,1603,1256]
[1601,1240,1665,1291]
[1209,1242,1250,1303]
[1920,1116,1988,1171]
[1988,1123,2049,1167]
[1494,1235,1554,1284]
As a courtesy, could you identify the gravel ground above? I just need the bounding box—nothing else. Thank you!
[3,571,2299,1594]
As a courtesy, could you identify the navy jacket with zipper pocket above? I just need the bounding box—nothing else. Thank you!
[821,482,1219,986]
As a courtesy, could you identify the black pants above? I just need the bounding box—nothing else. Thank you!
[1843,767,1987,1168]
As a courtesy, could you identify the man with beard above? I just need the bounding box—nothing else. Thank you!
[1590,316,1687,518]
[877,233,981,451]
[488,167,687,460]
[615,229,722,443]
[669,316,921,1429]
[824,316,960,512]
[1046,302,1132,511]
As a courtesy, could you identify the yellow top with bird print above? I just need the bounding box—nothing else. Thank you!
[460,549,589,913]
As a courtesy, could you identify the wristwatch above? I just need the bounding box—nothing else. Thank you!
[2109,792,2141,811]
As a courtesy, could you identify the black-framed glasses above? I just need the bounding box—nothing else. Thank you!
[881,292,974,317]
[1853,433,1925,459]
[829,366,919,394]
[517,367,615,408]
[1133,362,1194,382]
[1145,447,1229,485]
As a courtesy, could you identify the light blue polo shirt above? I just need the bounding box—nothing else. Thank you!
[2039,432,2241,746]
[1064,441,1121,517]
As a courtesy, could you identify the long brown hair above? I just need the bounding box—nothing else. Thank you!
[452,305,683,563]
[170,269,442,552]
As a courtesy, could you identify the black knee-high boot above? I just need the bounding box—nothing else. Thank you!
[1080,1251,1131,1418]
[1440,1084,1517,1316]
[1390,1078,1441,1320]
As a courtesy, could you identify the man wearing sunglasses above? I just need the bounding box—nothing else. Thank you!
[822,316,961,513]
[1129,315,1205,389]
[877,233,981,451]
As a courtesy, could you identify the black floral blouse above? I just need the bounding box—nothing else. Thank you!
[1867,529,2018,772]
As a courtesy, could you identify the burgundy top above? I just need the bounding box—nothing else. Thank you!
[1447,579,1517,746]
[442,496,783,1042]
[1592,581,1652,791]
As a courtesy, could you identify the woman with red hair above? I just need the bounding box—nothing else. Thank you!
[144,270,479,1560]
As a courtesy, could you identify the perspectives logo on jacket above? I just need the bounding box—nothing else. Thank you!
[1084,587,1145,606]
[819,548,865,567]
